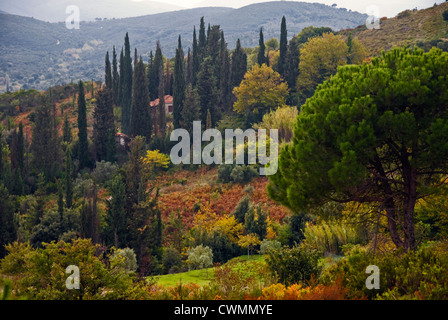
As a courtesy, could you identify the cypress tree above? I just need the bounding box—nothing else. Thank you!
[257,28,268,66]
[63,114,72,143]
[65,147,73,209]
[231,39,247,88]
[105,174,127,248]
[165,59,171,95]
[93,88,116,162]
[198,17,206,60]
[121,33,133,134]
[105,51,112,89]
[119,47,125,106]
[197,56,219,127]
[57,180,64,224]
[192,26,199,85]
[130,57,151,140]
[157,65,167,138]
[31,96,61,180]
[77,80,90,169]
[173,35,185,129]
[112,46,120,106]
[179,84,201,135]
[219,31,232,112]
[278,16,287,78]
[148,41,163,101]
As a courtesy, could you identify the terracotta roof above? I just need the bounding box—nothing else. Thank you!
[150,95,173,107]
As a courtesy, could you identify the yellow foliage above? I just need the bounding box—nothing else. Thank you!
[297,32,348,94]
[233,64,289,115]
[142,149,170,169]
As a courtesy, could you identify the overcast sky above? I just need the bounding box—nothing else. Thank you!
[142,0,446,17]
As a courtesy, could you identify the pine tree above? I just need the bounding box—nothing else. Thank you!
[112,46,120,106]
[121,33,133,134]
[93,88,116,162]
[278,16,287,78]
[105,51,112,89]
[257,28,268,66]
[77,80,90,169]
[130,57,151,140]
[173,35,185,129]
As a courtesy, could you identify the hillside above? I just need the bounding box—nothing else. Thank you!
[0,0,184,22]
[0,1,367,93]
[339,2,448,56]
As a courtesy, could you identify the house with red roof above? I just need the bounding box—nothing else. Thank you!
[150,95,173,115]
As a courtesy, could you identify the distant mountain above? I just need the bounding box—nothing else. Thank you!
[0,0,185,22]
[0,1,368,92]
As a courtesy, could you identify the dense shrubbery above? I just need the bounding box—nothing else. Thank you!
[265,246,321,286]
[320,241,448,299]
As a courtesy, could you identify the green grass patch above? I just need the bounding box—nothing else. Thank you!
[155,268,214,287]
[154,254,266,287]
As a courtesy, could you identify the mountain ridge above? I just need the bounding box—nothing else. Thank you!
[0,1,368,92]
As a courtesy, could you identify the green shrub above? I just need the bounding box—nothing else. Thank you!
[266,246,321,286]
[259,239,282,254]
[320,241,448,300]
[301,219,367,255]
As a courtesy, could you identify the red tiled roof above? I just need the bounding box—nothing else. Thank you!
[150,95,173,107]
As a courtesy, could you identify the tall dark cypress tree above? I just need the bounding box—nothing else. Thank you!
[31,96,61,180]
[192,26,199,85]
[257,28,268,66]
[130,57,151,140]
[197,56,219,127]
[157,65,167,138]
[77,80,90,169]
[65,147,73,209]
[231,39,247,88]
[219,31,232,112]
[105,173,127,248]
[112,46,120,106]
[173,35,185,129]
[198,17,207,60]
[93,88,116,162]
[63,114,72,143]
[118,47,124,106]
[121,33,133,134]
[278,16,288,78]
[105,51,112,89]
[148,41,163,101]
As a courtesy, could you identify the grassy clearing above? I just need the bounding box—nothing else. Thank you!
[154,254,265,288]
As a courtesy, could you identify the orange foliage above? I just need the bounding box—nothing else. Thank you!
[257,278,355,300]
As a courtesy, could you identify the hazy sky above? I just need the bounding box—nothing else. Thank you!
[142,0,446,17]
